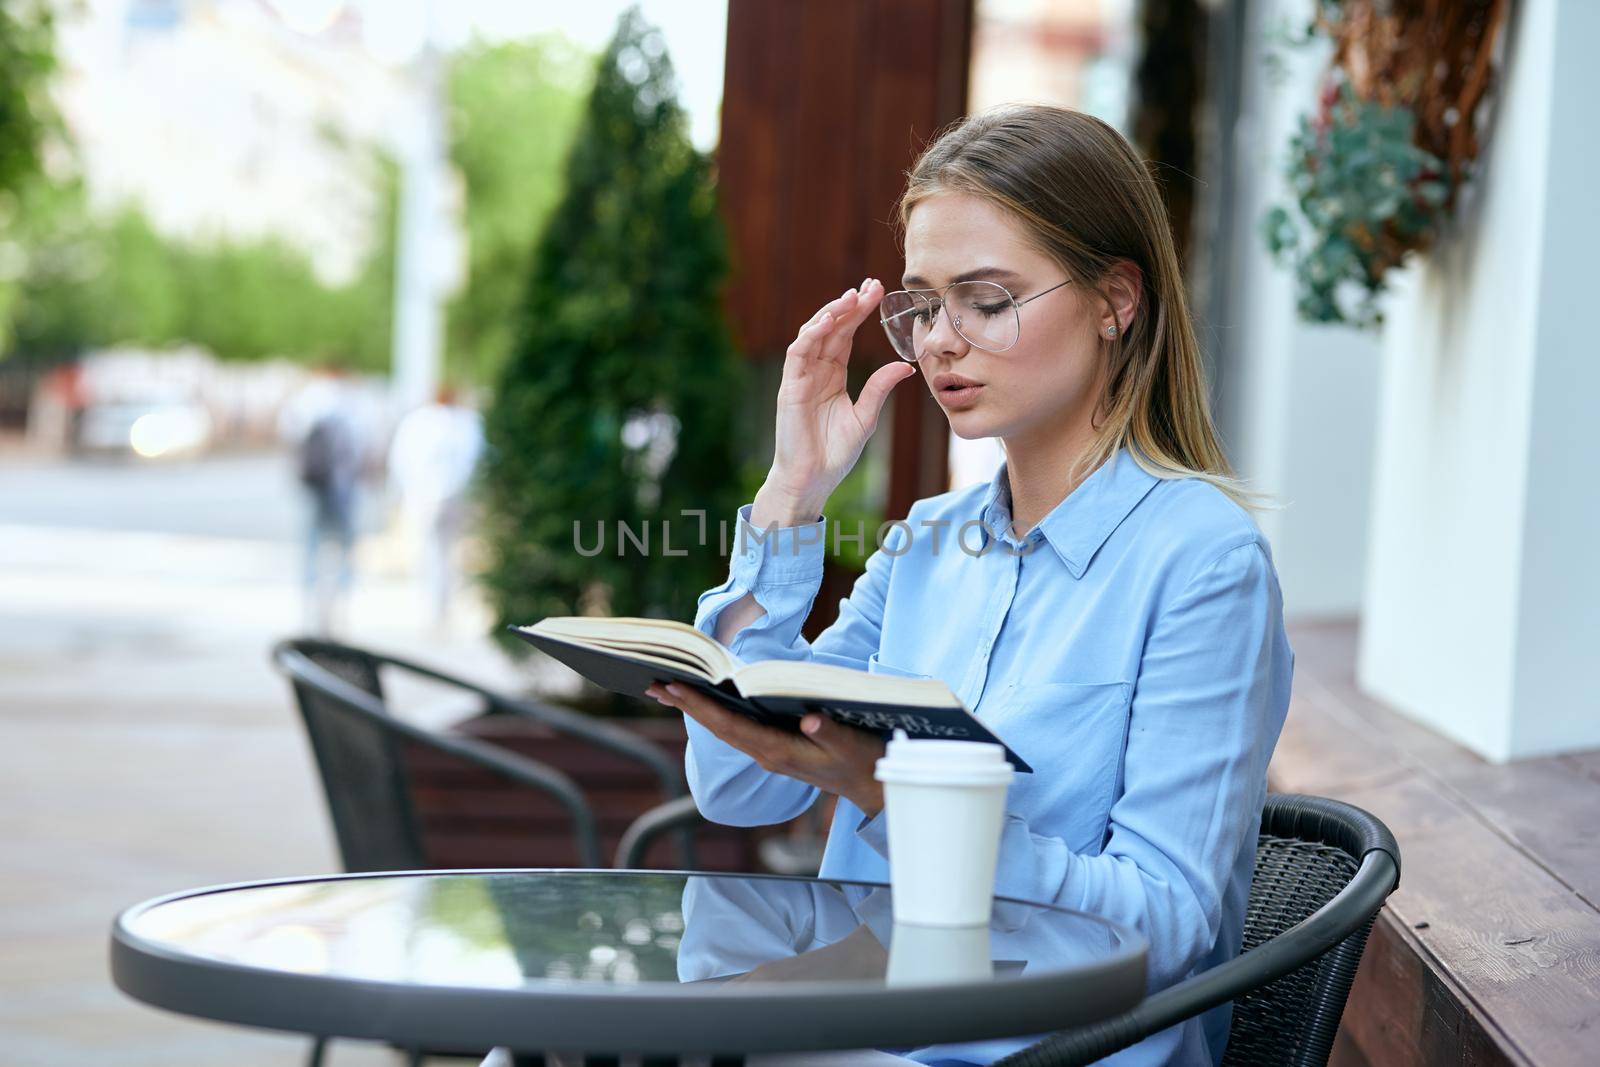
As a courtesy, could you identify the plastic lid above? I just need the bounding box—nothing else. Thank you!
[874,729,1014,787]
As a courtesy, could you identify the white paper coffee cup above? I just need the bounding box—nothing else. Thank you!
[874,730,1014,926]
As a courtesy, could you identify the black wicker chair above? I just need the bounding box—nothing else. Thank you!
[995,793,1401,1066]
[277,637,688,798]
[272,638,608,872]
[614,792,1400,1066]
[273,638,660,1067]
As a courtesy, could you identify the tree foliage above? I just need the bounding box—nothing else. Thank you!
[481,6,746,665]
[0,0,397,369]
[0,0,60,350]
[445,35,590,386]
[7,151,396,368]
[6,29,583,376]
[0,0,55,198]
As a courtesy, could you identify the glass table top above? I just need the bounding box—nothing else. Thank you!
[119,870,1139,993]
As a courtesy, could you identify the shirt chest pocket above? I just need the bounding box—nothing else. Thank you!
[865,651,932,679]
[984,680,1134,853]
[866,651,968,704]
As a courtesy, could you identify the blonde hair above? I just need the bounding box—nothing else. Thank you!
[896,104,1276,514]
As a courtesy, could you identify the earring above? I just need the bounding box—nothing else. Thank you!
[1105,324,1118,339]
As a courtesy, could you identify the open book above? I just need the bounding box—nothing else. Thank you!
[512,616,1031,772]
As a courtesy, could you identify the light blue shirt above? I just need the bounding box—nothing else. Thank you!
[684,444,1295,1066]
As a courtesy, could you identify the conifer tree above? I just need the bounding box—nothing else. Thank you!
[481,6,746,650]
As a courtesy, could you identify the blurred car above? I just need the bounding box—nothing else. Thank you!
[76,399,215,459]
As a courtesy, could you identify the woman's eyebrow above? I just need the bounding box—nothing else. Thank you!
[901,266,1022,288]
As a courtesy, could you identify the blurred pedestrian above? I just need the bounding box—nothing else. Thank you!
[280,370,367,635]
[387,384,484,630]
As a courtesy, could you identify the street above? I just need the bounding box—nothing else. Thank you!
[0,448,526,1066]
[0,451,317,540]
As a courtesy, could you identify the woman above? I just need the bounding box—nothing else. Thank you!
[645,104,1295,1066]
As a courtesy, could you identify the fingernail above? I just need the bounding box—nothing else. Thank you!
[801,716,819,735]
[665,683,682,695]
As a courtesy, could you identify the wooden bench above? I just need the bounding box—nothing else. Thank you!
[406,713,808,871]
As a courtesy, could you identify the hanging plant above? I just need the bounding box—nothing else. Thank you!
[1261,0,1508,328]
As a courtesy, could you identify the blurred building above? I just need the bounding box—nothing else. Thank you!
[48,0,466,418]
[969,0,1135,127]
[1200,0,1598,762]
[954,0,1138,491]
[53,0,404,283]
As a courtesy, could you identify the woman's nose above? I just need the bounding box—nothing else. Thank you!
[922,304,970,360]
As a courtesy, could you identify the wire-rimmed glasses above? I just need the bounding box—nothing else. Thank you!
[879,278,1072,362]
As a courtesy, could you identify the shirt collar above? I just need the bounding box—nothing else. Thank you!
[979,444,1161,578]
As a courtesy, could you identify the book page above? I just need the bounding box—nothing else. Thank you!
[732,659,960,708]
[528,616,741,680]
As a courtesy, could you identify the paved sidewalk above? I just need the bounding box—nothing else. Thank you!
[0,512,532,1066]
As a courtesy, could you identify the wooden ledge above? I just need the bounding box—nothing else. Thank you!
[1270,619,1600,1067]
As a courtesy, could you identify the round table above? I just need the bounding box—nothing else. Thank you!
[112,869,1146,1063]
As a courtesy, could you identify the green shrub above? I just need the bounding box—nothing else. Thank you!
[481,7,747,667]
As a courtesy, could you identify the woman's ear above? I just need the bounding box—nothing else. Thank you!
[1100,260,1143,337]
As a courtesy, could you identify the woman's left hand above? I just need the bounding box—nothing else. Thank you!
[647,682,885,816]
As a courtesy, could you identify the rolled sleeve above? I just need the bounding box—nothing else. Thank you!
[693,503,827,663]
[684,503,904,830]
[728,502,827,586]
[684,504,830,827]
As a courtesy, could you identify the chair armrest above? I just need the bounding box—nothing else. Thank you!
[994,850,1400,1067]
[614,795,705,869]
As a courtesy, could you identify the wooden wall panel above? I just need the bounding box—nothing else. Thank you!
[718,0,973,518]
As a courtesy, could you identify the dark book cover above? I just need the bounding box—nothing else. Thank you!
[514,628,1031,773]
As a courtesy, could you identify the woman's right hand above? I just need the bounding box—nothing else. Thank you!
[755,278,919,525]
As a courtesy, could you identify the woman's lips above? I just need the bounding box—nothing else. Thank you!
[931,372,983,410]
[938,383,984,409]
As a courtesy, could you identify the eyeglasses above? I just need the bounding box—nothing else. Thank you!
[879,278,1073,362]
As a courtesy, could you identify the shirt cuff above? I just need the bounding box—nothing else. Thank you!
[854,806,891,859]
[728,502,827,587]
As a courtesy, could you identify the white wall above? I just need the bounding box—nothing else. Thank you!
[1511,0,1600,756]
[1219,0,1382,620]
[1359,0,1600,761]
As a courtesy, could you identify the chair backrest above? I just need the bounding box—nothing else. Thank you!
[1221,794,1398,1066]
[294,639,386,702]
[995,794,1399,1067]
[275,639,429,872]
